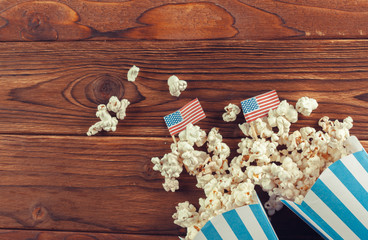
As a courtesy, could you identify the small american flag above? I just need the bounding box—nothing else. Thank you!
[241,90,280,122]
[164,98,206,136]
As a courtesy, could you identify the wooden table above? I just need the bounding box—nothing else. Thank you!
[1,1,368,239]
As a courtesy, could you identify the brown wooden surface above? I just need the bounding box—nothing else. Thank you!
[1,40,368,139]
[0,134,367,239]
[1,133,367,239]
[0,230,176,240]
[0,229,330,240]
[1,0,368,41]
[1,1,368,239]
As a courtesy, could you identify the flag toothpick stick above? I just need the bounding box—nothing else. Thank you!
[241,90,280,140]
[250,122,258,140]
[164,98,206,136]
[172,135,177,145]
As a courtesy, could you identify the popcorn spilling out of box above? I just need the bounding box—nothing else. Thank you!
[85,67,365,240]
[282,136,368,240]
[151,92,359,240]
[194,195,278,240]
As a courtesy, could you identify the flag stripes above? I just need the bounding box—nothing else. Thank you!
[164,98,206,136]
[241,90,280,122]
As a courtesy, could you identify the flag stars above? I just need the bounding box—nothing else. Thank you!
[164,111,183,128]
[242,98,259,114]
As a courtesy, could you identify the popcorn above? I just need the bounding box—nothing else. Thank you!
[87,96,130,136]
[231,179,256,207]
[270,100,298,123]
[239,118,273,139]
[168,75,187,97]
[268,100,297,138]
[172,201,199,228]
[87,104,118,136]
[296,97,318,116]
[163,178,180,192]
[236,97,353,216]
[182,150,209,176]
[107,96,130,120]
[178,123,206,147]
[87,65,137,135]
[96,104,118,131]
[207,127,230,160]
[264,194,283,216]
[222,103,240,122]
[228,162,247,183]
[127,65,139,82]
[152,150,182,192]
[319,116,353,141]
[87,121,102,136]
[236,138,277,166]
[151,96,354,239]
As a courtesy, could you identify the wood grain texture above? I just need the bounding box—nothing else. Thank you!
[0,230,176,240]
[0,228,320,240]
[1,1,367,239]
[0,40,367,140]
[0,135,202,235]
[0,0,368,41]
[4,135,364,238]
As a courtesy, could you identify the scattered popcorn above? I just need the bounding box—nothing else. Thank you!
[96,104,117,130]
[87,96,130,136]
[222,103,240,122]
[168,75,187,97]
[87,121,102,136]
[107,96,130,120]
[296,97,318,116]
[127,65,139,82]
[87,104,118,136]
[151,96,354,239]
[163,177,180,192]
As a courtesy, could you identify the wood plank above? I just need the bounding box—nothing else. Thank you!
[0,228,321,240]
[0,135,201,235]
[1,0,368,41]
[0,135,366,237]
[0,228,323,240]
[0,230,176,240]
[0,40,367,139]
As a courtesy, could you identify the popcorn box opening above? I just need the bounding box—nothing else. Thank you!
[194,194,278,240]
[282,136,368,240]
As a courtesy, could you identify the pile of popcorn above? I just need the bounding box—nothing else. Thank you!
[151,96,354,239]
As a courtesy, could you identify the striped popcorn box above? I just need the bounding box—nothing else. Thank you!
[282,136,368,240]
[194,196,278,240]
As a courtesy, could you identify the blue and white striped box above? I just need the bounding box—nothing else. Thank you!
[194,197,278,240]
[282,136,368,240]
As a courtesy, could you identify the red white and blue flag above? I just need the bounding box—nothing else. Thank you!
[164,98,206,136]
[241,90,280,122]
